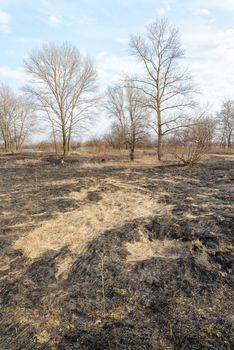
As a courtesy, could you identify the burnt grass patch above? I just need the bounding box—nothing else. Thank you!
[0,153,233,349]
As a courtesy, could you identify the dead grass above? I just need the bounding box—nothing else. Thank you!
[7,306,60,328]
[3,305,61,348]
[13,180,171,277]
[15,159,42,165]
[49,179,77,186]
[126,228,184,263]
[77,147,175,168]
[80,158,174,169]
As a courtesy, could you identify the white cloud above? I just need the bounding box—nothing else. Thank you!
[204,0,234,12]
[192,0,234,13]
[194,8,214,24]
[195,8,210,16]
[96,51,141,89]
[0,10,11,33]
[162,0,171,11]
[156,0,172,17]
[184,27,234,109]
[157,8,166,17]
[0,66,26,89]
[49,15,60,27]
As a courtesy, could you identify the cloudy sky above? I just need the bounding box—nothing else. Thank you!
[0,0,234,137]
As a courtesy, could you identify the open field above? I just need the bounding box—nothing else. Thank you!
[0,152,233,349]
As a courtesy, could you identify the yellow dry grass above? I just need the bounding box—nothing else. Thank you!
[49,179,77,186]
[15,159,42,165]
[13,182,168,272]
[79,158,171,169]
[7,305,60,329]
[4,304,61,347]
[126,228,184,263]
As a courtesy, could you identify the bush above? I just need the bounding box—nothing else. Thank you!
[172,118,215,166]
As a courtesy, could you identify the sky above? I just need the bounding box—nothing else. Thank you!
[0,0,234,138]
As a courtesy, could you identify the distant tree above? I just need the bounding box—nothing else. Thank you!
[105,82,149,160]
[0,85,35,152]
[129,18,195,160]
[104,122,126,150]
[24,42,98,156]
[217,100,234,148]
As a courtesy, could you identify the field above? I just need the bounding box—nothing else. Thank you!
[0,151,233,349]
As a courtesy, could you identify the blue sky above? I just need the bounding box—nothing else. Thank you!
[1,0,234,137]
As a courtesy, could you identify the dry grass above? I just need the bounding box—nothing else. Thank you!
[49,179,77,186]
[6,305,60,329]
[126,228,184,263]
[76,147,175,168]
[15,159,42,165]
[80,157,174,169]
[3,304,61,348]
[208,147,234,155]
[13,179,171,276]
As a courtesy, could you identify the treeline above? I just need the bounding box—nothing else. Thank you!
[0,18,233,161]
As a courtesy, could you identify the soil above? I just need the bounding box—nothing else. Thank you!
[0,153,233,349]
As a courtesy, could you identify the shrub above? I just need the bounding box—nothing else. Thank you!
[172,118,215,166]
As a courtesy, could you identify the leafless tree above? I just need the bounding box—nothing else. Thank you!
[104,122,126,150]
[0,85,35,152]
[105,82,149,160]
[0,85,13,152]
[129,18,195,160]
[24,42,98,156]
[217,100,234,148]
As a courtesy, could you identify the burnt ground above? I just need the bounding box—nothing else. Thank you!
[0,153,233,350]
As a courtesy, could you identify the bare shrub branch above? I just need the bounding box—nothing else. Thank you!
[172,117,215,166]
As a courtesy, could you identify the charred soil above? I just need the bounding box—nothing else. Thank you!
[0,153,233,349]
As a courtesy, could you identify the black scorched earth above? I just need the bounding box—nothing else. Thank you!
[0,154,233,349]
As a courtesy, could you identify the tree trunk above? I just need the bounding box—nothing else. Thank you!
[62,127,67,156]
[157,136,162,161]
[227,133,232,148]
[67,133,71,154]
[130,147,134,161]
[67,121,73,155]
[4,139,10,153]
[157,110,163,161]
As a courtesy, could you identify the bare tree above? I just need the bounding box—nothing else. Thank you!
[129,18,195,160]
[24,42,98,156]
[217,100,234,148]
[104,122,126,150]
[105,82,149,160]
[0,85,14,152]
[0,85,35,152]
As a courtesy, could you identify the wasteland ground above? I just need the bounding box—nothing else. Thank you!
[0,151,233,349]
